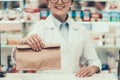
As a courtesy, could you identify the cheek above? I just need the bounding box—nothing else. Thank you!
[48,3,54,9]
[65,4,72,10]
[49,5,56,11]
[64,6,71,12]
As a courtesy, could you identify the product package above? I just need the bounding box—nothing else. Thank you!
[15,44,61,71]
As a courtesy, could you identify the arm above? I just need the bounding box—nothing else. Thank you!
[19,21,45,51]
[11,21,45,64]
[76,27,101,77]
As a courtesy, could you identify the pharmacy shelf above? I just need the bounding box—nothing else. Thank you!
[1,45,16,48]
[0,21,119,24]
[0,21,23,24]
[1,45,120,48]
[0,20,34,24]
[1,0,119,1]
[0,0,22,1]
[77,22,120,24]
[79,0,120,2]
[0,22,22,32]
[95,45,120,49]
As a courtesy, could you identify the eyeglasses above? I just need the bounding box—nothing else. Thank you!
[50,0,71,3]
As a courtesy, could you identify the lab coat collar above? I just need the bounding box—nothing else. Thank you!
[51,15,63,29]
[69,18,79,30]
[51,14,70,29]
[45,15,55,29]
[45,15,79,30]
[44,15,79,45]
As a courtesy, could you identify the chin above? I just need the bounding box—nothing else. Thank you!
[57,11,67,15]
[55,13,66,16]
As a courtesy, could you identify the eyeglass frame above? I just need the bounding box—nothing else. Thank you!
[49,0,71,3]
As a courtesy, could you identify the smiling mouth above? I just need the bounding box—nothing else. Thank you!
[55,6,65,10]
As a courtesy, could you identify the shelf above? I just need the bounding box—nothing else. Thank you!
[0,21,23,24]
[95,45,120,48]
[1,45,16,48]
[0,22,22,32]
[77,22,120,24]
[78,0,119,2]
[0,0,22,1]
[1,0,119,1]
[1,45,120,48]
[0,21,119,24]
[0,20,35,24]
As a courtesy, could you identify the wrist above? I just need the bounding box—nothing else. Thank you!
[89,66,100,73]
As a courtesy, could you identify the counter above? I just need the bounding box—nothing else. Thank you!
[0,71,118,80]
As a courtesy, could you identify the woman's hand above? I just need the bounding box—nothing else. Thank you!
[19,34,44,51]
[75,66,100,77]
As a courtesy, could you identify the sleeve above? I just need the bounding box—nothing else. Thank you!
[27,21,46,42]
[11,47,16,65]
[81,27,102,71]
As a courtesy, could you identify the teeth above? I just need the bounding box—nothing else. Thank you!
[56,6,64,9]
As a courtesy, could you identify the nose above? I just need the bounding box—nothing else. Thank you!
[57,0,63,4]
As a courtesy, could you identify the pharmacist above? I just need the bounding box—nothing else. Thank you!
[12,0,101,77]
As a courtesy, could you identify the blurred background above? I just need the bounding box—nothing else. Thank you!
[0,0,120,74]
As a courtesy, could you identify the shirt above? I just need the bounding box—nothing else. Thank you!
[51,15,69,42]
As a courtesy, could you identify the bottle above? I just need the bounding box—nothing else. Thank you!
[118,50,120,80]
[71,10,76,21]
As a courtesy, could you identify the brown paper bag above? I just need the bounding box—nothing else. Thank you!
[15,44,61,70]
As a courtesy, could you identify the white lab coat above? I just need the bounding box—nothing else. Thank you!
[27,15,101,73]
[11,15,101,73]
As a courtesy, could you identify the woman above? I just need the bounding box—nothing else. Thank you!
[12,0,101,77]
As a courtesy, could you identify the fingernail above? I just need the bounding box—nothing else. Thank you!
[39,48,41,50]
[37,49,39,51]
[33,48,35,50]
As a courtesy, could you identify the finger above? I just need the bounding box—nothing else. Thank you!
[35,34,44,49]
[76,67,85,76]
[29,37,38,51]
[78,68,88,77]
[82,66,95,77]
[84,72,93,77]
[26,39,35,50]
[76,67,86,76]
[35,34,44,48]
[32,35,42,51]
[80,69,89,77]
